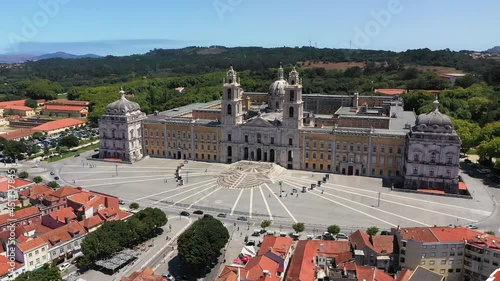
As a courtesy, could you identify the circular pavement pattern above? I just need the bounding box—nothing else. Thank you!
[56,156,496,233]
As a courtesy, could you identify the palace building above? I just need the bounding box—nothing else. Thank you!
[99,65,462,194]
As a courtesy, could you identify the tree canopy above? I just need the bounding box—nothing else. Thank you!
[14,263,61,281]
[59,135,79,148]
[177,217,229,276]
[327,225,341,235]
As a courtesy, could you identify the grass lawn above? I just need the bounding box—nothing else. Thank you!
[47,143,99,163]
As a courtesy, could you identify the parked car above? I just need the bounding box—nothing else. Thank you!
[58,262,70,271]
[203,214,213,219]
[217,213,227,218]
[74,154,80,157]
[162,272,175,281]
[336,233,349,240]
[237,216,248,221]
[54,176,60,180]
[467,224,479,229]
[180,211,190,217]
[50,171,55,175]
[119,200,125,205]
[193,210,204,215]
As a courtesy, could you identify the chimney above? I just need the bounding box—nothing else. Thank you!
[65,217,70,224]
[319,243,324,252]
[268,247,273,252]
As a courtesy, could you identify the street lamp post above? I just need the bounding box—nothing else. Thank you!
[186,171,189,184]
[279,181,283,197]
[377,192,381,207]
[115,165,118,176]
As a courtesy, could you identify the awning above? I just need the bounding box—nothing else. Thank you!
[459,182,467,191]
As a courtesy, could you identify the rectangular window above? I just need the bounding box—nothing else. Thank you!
[372,145,377,153]
[289,90,295,102]
[305,163,309,169]
[245,135,248,142]
[289,138,293,146]
[320,153,323,160]
[228,134,231,141]
[429,260,435,265]
[271,137,274,144]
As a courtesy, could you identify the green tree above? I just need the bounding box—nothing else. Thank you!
[483,121,500,141]
[24,98,38,109]
[477,137,500,163]
[178,218,229,276]
[32,132,44,140]
[485,230,496,235]
[25,79,63,100]
[402,90,434,114]
[129,202,139,210]
[367,226,380,236]
[18,171,29,179]
[14,263,61,281]
[453,119,481,153]
[4,140,28,161]
[47,181,59,189]
[33,176,43,184]
[327,225,341,235]
[292,222,305,233]
[59,135,79,148]
[260,220,272,230]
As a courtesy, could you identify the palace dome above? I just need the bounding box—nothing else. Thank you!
[415,99,453,127]
[106,88,140,115]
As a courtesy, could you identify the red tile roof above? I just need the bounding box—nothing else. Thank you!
[39,221,86,248]
[43,105,87,112]
[244,255,280,281]
[79,215,105,229]
[488,269,500,280]
[0,128,34,140]
[399,227,490,243]
[50,186,82,198]
[48,207,77,224]
[0,206,40,225]
[459,182,467,190]
[395,269,413,281]
[0,99,27,108]
[0,255,23,276]
[375,88,406,96]
[32,118,86,132]
[18,184,53,200]
[0,176,33,192]
[3,105,34,111]
[17,237,47,252]
[356,265,393,281]
[350,230,395,255]
[97,207,132,221]
[120,267,166,281]
[217,266,247,281]
[287,240,353,281]
[417,189,445,194]
[257,236,293,256]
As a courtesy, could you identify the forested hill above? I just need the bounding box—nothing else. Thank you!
[1,46,500,88]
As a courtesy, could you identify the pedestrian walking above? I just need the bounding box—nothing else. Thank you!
[240,232,242,237]
[237,227,239,231]
[321,190,324,194]
[169,224,171,232]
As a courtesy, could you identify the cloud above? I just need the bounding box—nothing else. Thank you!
[4,38,197,56]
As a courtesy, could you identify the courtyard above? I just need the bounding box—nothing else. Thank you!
[50,154,495,233]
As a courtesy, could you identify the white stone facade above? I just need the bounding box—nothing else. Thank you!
[403,99,461,193]
[98,89,146,163]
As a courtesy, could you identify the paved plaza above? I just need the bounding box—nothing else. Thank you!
[47,153,495,233]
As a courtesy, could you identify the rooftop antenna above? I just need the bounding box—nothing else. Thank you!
[315,41,317,48]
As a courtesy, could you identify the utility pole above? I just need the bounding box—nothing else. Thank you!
[377,192,381,207]
[115,165,118,176]
[186,171,189,184]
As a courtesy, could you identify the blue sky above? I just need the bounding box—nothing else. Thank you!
[0,0,498,55]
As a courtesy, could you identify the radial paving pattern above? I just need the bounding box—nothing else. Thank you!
[216,161,287,189]
[56,157,495,232]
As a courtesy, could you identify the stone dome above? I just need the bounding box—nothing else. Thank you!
[268,79,287,96]
[268,64,288,96]
[106,88,141,115]
[415,99,453,127]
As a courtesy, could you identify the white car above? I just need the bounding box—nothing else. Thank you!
[58,262,70,271]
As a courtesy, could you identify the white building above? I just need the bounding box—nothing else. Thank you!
[403,98,461,194]
[98,88,146,163]
[15,237,49,271]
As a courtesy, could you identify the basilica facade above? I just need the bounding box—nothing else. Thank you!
[99,66,462,194]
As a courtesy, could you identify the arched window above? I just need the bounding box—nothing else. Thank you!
[289,107,294,118]
[430,152,436,163]
[227,104,232,115]
[227,89,232,100]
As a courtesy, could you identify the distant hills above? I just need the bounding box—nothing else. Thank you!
[0,52,101,63]
[485,46,500,53]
